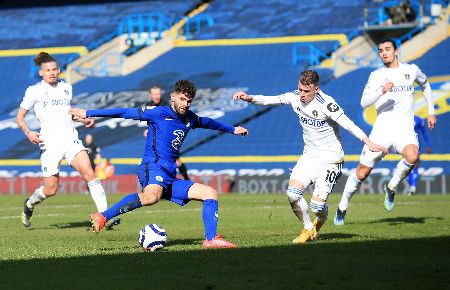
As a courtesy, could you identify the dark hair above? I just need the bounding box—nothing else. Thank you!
[34,51,56,66]
[379,38,397,50]
[173,80,196,99]
[299,70,319,86]
[149,85,161,91]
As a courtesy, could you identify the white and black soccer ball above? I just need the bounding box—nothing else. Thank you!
[138,224,167,252]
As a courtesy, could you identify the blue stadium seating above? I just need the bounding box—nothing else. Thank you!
[196,0,365,39]
[0,1,196,49]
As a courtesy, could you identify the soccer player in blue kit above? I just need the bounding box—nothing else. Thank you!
[408,115,431,195]
[70,80,248,249]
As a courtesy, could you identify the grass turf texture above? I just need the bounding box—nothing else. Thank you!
[0,193,449,289]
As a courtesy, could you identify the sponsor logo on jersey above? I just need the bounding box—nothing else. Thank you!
[171,130,185,150]
[327,103,340,112]
[300,116,326,127]
[389,85,414,92]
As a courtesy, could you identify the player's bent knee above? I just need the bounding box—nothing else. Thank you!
[286,187,303,203]
[44,184,58,197]
[139,191,160,206]
[310,200,328,217]
[205,186,218,200]
[404,147,419,164]
[356,164,372,181]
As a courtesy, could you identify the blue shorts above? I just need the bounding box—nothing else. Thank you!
[138,162,194,206]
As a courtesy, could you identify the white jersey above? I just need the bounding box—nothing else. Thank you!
[362,62,432,129]
[20,80,79,146]
[253,90,365,163]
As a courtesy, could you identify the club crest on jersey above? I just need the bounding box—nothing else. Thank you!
[64,90,69,95]
[156,176,164,182]
[405,74,410,81]
[327,103,340,112]
[186,121,190,128]
[312,110,318,118]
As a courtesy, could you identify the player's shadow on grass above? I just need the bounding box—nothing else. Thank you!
[365,216,443,225]
[3,236,450,290]
[318,232,360,240]
[50,221,92,229]
[169,238,202,247]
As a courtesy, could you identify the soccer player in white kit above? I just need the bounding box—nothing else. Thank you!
[16,52,108,228]
[334,39,437,225]
[233,70,387,243]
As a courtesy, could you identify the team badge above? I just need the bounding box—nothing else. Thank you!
[156,176,164,182]
[64,90,69,95]
[312,110,318,118]
[405,74,410,81]
[327,103,340,112]
[186,121,190,128]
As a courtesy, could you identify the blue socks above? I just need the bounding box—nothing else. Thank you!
[202,199,218,240]
[408,166,419,188]
[102,193,142,221]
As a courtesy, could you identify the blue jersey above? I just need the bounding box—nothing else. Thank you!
[413,115,430,151]
[86,106,234,175]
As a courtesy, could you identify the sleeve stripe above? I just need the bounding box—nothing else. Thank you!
[316,94,325,104]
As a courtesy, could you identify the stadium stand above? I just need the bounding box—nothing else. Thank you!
[0,1,197,49]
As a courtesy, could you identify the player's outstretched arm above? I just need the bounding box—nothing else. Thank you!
[70,107,143,120]
[16,107,42,144]
[233,91,290,106]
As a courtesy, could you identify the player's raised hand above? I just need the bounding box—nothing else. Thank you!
[233,91,253,102]
[234,126,248,136]
[27,131,43,144]
[382,82,394,94]
[427,114,436,129]
[69,108,87,119]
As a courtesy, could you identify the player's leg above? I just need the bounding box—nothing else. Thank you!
[90,184,164,233]
[335,163,373,225]
[385,131,419,211]
[89,162,165,233]
[176,158,190,181]
[407,159,420,195]
[22,147,62,228]
[288,157,317,244]
[185,182,236,248]
[335,132,388,225]
[70,150,107,212]
[311,162,343,236]
[22,174,59,228]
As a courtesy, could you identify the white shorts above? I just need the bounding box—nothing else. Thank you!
[359,123,418,168]
[290,155,343,201]
[40,139,86,177]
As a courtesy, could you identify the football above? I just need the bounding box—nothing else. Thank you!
[138,224,167,252]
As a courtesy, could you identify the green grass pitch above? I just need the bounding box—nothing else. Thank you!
[1,193,449,289]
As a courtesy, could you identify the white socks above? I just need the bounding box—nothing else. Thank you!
[388,159,415,191]
[338,172,362,211]
[27,186,47,209]
[87,179,108,212]
[287,187,313,230]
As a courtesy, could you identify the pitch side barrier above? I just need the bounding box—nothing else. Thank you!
[0,169,447,195]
